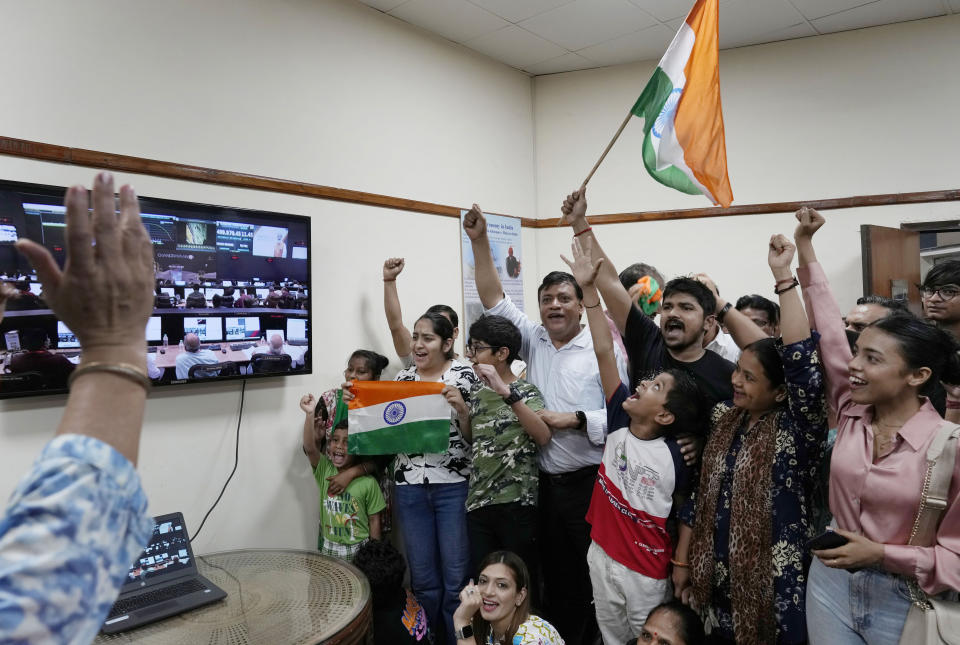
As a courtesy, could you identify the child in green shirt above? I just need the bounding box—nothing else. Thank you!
[301,394,386,561]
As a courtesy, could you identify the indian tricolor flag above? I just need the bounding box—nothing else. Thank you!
[632,0,733,207]
[347,381,451,455]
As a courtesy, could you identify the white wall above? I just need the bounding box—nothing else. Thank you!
[0,0,537,553]
[532,14,960,308]
[2,3,957,555]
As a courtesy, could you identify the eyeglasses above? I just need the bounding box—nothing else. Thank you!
[465,343,496,356]
[919,284,960,301]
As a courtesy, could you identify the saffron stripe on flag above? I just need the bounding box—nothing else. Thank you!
[347,380,446,409]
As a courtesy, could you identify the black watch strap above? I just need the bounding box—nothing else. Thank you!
[502,383,522,405]
[716,301,733,324]
[575,410,587,429]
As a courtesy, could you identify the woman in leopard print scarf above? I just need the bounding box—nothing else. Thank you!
[674,234,828,644]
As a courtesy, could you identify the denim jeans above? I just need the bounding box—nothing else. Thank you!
[394,481,470,645]
[806,556,911,645]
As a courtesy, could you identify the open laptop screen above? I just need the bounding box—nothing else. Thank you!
[119,513,196,593]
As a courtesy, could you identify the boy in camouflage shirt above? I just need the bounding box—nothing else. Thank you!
[463,315,552,588]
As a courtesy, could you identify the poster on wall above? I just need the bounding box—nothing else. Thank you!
[460,209,524,342]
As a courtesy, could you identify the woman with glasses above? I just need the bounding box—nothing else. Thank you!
[461,315,551,582]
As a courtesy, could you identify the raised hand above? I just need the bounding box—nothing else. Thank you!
[0,281,18,323]
[472,362,509,397]
[300,393,318,414]
[442,384,469,416]
[453,579,482,624]
[560,237,604,289]
[794,206,825,240]
[15,172,154,351]
[383,257,405,281]
[768,234,796,273]
[462,203,487,241]
[560,188,587,226]
[692,273,722,312]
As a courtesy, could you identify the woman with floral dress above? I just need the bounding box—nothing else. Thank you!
[673,231,828,644]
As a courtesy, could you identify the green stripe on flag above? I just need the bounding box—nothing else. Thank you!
[631,67,674,122]
[641,135,701,195]
[348,419,450,455]
[631,67,701,196]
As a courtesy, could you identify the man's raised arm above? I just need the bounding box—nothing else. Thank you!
[559,189,633,332]
[462,204,504,309]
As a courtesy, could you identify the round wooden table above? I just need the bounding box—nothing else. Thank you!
[94,549,371,644]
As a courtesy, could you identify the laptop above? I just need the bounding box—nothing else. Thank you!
[101,512,227,634]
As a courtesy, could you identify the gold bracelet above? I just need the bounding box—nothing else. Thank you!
[670,558,689,568]
[68,361,152,393]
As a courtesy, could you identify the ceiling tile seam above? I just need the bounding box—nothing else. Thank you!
[781,0,823,35]
[568,23,666,59]
[807,0,884,22]
[462,0,578,25]
[386,0,510,41]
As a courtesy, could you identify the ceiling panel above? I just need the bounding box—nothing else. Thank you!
[518,0,659,51]
[524,52,597,75]
[577,24,676,65]
[715,0,806,49]
[811,0,947,34]
[467,0,575,23]
[626,0,696,21]
[356,0,409,12]
[464,26,568,68]
[351,0,956,75]
[788,0,878,21]
[388,0,509,43]
[723,21,817,48]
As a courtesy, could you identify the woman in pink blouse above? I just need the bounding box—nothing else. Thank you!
[795,207,960,644]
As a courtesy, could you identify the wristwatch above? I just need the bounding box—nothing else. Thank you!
[575,410,587,430]
[502,383,522,405]
[716,301,733,324]
[455,624,474,640]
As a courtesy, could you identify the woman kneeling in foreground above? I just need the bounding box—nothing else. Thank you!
[452,551,563,645]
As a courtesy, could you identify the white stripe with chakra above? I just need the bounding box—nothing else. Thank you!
[651,22,716,204]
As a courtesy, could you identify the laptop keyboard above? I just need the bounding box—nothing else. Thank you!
[108,579,208,618]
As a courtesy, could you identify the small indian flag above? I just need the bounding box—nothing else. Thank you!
[347,381,452,455]
[632,0,733,207]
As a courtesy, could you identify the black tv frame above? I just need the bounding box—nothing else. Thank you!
[0,178,312,399]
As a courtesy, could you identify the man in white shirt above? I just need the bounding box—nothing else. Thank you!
[249,333,303,369]
[174,333,218,379]
[702,317,741,363]
[463,204,627,645]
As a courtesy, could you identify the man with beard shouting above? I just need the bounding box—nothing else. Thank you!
[560,189,739,416]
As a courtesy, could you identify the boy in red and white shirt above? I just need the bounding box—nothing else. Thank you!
[563,241,705,645]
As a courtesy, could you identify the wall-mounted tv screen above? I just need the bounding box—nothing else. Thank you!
[0,178,311,398]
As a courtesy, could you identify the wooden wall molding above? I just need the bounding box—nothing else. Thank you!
[1,136,958,228]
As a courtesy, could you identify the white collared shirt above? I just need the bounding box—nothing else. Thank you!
[485,294,629,474]
[704,328,741,364]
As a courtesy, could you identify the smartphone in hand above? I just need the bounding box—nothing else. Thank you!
[806,529,849,551]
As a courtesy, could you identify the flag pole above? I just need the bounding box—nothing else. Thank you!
[558,108,634,225]
[580,109,634,191]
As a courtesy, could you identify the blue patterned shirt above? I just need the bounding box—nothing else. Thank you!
[0,435,153,644]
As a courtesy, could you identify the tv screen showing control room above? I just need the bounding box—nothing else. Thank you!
[0,178,312,398]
